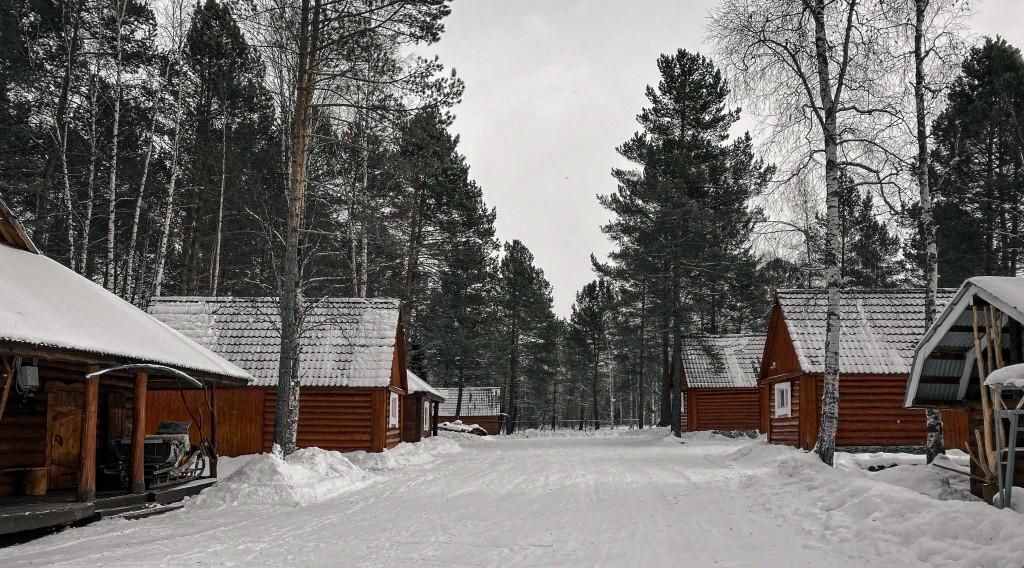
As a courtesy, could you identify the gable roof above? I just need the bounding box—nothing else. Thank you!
[0,240,249,383]
[408,370,444,401]
[906,277,1024,407]
[437,387,501,416]
[776,288,957,376]
[148,297,402,388]
[683,334,765,389]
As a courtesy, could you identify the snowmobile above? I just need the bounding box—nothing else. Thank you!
[103,421,207,489]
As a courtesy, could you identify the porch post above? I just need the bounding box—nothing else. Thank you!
[210,382,218,478]
[130,371,148,494]
[77,374,99,502]
[432,401,439,436]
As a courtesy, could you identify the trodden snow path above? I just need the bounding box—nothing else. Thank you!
[2,430,1023,567]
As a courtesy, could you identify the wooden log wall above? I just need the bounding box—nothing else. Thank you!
[265,388,378,453]
[685,388,760,432]
[0,392,47,497]
[815,375,927,447]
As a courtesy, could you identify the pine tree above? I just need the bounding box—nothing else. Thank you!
[598,49,771,436]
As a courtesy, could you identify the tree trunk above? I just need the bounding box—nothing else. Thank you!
[153,75,186,299]
[810,0,848,466]
[275,0,319,455]
[638,278,647,429]
[80,68,99,276]
[211,121,229,296]
[914,0,945,464]
[104,0,128,290]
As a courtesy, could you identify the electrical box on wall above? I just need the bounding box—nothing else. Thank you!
[17,365,39,390]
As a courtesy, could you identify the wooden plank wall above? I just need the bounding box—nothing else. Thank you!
[264,388,377,453]
[402,395,422,443]
[940,408,969,452]
[147,388,264,457]
[686,388,760,432]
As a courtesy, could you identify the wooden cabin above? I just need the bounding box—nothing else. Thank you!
[759,288,966,451]
[905,277,1024,500]
[402,371,444,443]
[146,297,409,455]
[436,387,502,435]
[0,199,251,536]
[681,334,764,432]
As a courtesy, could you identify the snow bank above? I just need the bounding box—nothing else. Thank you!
[735,445,1024,567]
[505,426,662,439]
[347,436,462,472]
[836,450,970,472]
[193,447,372,507]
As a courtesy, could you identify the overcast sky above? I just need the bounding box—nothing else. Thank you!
[421,0,1024,316]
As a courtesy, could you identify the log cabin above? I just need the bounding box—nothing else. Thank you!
[905,276,1024,501]
[759,288,966,451]
[402,371,444,443]
[436,387,502,435]
[146,297,409,456]
[681,334,764,433]
[0,198,251,536]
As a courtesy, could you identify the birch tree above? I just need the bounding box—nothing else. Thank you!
[711,0,896,464]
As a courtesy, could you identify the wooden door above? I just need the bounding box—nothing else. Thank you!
[47,390,83,490]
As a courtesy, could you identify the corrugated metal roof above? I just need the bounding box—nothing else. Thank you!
[408,371,444,401]
[683,334,765,388]
[148,297,400,388]
[778,288,957,375]
[906,277,1024,406]
[437,387,501,416]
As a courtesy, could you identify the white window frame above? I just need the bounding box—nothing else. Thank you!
[423,401,430,433]
[389,392,400,428]
[774,382,792,418]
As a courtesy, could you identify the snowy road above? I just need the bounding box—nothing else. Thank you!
[2,430,1023,567]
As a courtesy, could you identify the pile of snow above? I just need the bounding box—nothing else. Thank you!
[439,420,487,435]
[347,436,461,472]
[836,450,970,472]
[985,363,1024,388]
[735,444,1024,567]
[193,447,372,508]
[506,426,663,439]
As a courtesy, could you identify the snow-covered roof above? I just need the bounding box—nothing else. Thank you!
[0,243,251,382]
[407,371,444,401]
[148,297,402,388]
[906,277,1024,406]
[778,288,957,376]
[683,334,765,389]
[437,387,501,416]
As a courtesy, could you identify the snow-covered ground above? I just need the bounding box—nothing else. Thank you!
[2,430,1023,567]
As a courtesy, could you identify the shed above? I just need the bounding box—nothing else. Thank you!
[904,276,1024,499]
[146,297,408,455]
[403,371,444,443]
[437,387,502,435]
[681,334,764,433]
[759,288,965,451]
[0,198,250,536]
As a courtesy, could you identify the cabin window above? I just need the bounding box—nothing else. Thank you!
[774,382,792,418]
[423,401,430,432]
[389,392,399,428]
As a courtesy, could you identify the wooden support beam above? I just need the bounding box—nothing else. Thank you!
[0,357,13,422]
[130,372,148,494]
[210,383,218,478]
[77,374,99,502]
